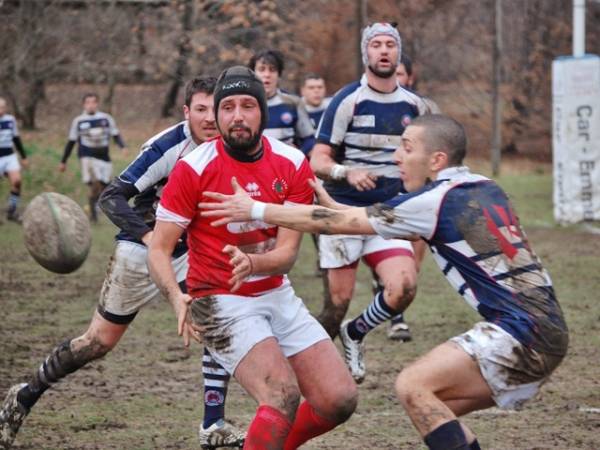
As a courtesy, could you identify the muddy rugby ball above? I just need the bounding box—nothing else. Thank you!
[22,192,92,274]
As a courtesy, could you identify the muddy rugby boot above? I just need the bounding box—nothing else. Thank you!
[198,419,245,449]
[0,384,29,449]
[340,320,366,384]
[5,209,22,224]
[387,315,413,342]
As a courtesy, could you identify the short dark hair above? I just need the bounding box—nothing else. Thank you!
[184,76,217,107]
[248,49,285,75]
[302,72,324,85]
[400,54,413,76]
[409,114,467,165]
[82,92,99,103]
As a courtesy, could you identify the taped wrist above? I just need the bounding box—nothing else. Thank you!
[329,164,348,180]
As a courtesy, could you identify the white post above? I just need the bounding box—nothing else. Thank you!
[573,0,586,57]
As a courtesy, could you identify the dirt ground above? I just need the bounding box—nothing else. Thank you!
[1,218,599,449]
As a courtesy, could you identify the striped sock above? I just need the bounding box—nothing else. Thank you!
[202,348,230,428]
[346,291,395,341]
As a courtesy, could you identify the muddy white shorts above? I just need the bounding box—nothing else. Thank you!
[189,282,330,375]
[80,156,112,184]
[450,321,564,410]
[0,153,20,175]
[319,233,413,269]
[98,241,188,323]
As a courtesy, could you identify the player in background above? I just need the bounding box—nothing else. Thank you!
[248,49,316,156]
[148,66,357,450]
[300,73,331,130]
[197,114,569,450]
[59,93,127,223]
[310,23,428,382]
[0,97,28,223]
[0,77,244,450]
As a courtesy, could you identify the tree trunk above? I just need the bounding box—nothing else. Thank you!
[22,79,45,130]
[161,0,193,117]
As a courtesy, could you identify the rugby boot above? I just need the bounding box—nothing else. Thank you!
[340,320,366,384]
[198,419,245,449]
[387,315,413,342]
[0,384,29,449]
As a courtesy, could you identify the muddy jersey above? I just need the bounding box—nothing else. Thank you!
[100,121,196,256]
[264,90,315,155]
[367,166,568,356]
[317,80,428,206]
[157,135,314,298]
[0,114,19,157]
[68,111,120,161]
[303,97,332,130]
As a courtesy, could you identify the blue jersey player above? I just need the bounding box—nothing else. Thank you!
[310,23,429,381]
[0,77,244,450]
[300,73,331,130]
[198,114,569,450]
[249,49,316,156]
[0,97,28,222]
[59,93,127,222]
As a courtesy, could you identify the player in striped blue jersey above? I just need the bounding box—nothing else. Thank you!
[0,97,28,222]
[0,77,244,449]
[59,93,127,222]
[249,50,316,156]
[300,73,331,130]
[310,23,428,382]
[197,114,569,450]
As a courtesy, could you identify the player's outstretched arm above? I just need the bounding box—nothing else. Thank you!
[200,177,376,236]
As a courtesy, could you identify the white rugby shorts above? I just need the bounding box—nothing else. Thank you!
[319,233,413,269]
[99,241,188,319]
[0,153,20,175]
[450,321,563,410]
[189,282,330,375]
[80,156,112,184]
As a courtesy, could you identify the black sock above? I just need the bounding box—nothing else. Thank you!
[424,420,469,450]
[470,439,481,450]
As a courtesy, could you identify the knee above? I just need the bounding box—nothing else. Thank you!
[395,367,423,409]
[384,275,417,309]
[269,380,301,420]
[330,386,358,424]
[72,331,116,362]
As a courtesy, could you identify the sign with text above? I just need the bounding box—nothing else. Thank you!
[552,55,600,224]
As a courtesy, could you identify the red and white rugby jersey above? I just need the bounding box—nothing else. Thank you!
[157,135,314,298]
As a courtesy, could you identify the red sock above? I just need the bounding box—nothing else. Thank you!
[283,401,338,450]
[244,405,292,450]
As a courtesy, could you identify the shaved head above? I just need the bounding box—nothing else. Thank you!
[408,114,467,165]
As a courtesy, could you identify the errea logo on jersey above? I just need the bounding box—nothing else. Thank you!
[245,182,261,197]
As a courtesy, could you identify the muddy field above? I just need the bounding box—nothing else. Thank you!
[1,201,599,449]
[1,100,599,448]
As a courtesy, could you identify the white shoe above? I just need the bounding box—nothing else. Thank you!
[339,321,366,384]
[198,419,245,449]
[0,384,29,450]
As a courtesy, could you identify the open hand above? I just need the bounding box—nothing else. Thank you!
[199,177,255,226]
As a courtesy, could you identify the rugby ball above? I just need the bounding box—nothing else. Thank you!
[22,192,92,274]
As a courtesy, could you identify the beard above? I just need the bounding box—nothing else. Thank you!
[368,63,396,79]
[222,125,261,153]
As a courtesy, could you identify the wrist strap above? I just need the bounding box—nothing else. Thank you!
[250,201,267,220]
[330,164,347,180]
